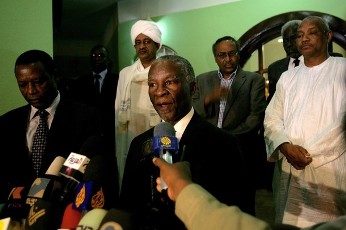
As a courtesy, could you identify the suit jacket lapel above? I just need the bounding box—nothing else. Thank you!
[225,69,245,114]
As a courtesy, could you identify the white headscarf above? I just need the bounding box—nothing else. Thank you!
[130,20,162,49]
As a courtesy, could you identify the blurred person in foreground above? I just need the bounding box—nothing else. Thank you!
[264,16,346,227]
[120,55,254,229]
[153,157,271,230]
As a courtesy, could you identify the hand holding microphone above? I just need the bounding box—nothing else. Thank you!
[152,122,179,190]
[152,158,192,202]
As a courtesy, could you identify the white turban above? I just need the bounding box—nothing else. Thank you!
[131,20,162,49]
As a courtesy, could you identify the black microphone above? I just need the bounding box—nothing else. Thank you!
[152,122,179,190]
[73,155,108,212]
[99,208,135,230]
[59,136,102,203]
[0,184,31,222]
[26,156,65,206]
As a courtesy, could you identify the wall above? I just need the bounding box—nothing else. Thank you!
[117,0,346,76]
[0,0,53,115]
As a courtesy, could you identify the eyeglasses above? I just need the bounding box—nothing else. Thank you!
[134,39,153,47]
[216,51,238,59]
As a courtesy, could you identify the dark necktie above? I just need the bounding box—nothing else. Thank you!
[94,74,101,95]
[31,109,49,176]
[293,58,300,67]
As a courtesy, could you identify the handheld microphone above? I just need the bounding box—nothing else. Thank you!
[77,208,108,230]
[0,184,31,221]
[99,208,135,230]
[26,156,65,207]
[73,155,108,212]
[59,136,102,202]
[152,122,179,190]
[60,203,82,229]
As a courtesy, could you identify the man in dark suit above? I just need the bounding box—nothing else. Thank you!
[65,45,119,150]
[120,55,254,230]
[192,36,267,190]
[0,50,118,209]
[267,20,302,103]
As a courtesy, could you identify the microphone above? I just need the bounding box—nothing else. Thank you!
[73,155,108,212]
[59,136,102,203]
[26,156,65,206]
[24,157,66,230]
[0,184,31,222]
[0,217,10,230]
[99,208,135,230]
[60,203,82,229]
[25,199,57,230]
[152,122,179,190]
[77,208,108,230]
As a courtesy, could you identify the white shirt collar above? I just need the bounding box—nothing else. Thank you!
[173,108,194,140]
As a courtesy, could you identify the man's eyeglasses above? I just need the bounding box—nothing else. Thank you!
[134,39,153,47]
[216,51,238,59]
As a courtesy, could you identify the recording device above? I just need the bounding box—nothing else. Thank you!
[26,156,65,207]
[0,185,31,221]
[152,122,179,190]
[59,136,103,202]
[77,208,108,230]
[60,203,82,229]
[73,155,108,212]
[98,208,134,230]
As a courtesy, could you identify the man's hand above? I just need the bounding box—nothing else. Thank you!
[279,143,312,170]
[152,157,192,202]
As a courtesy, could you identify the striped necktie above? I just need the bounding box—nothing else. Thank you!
[31,109,49,176]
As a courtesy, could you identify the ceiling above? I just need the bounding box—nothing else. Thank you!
[53,0,119,42]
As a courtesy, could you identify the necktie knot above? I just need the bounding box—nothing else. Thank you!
[37,109,48,118]
[293,58,300,67]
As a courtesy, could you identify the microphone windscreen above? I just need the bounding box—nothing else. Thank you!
[83,155,107,182]
[79,135,105,158]
[77,208,108,230]
[99,208,135,230]
[60,203,82,229]
[45,156,65,176]
[0,217,10,230]
[25,199,56,230]
[153,122,175,136]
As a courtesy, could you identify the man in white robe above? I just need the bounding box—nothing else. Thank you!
[115,20,162,189]
[264,16,346,228]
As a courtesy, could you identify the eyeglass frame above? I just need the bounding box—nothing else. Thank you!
[216,51,238,59]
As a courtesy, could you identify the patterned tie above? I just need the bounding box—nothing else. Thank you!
[293,58,300,67]
[94,74,101,95]
[31,109,49,176]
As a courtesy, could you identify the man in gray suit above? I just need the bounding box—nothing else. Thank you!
[267,20,302,102]
[192,36,267,189]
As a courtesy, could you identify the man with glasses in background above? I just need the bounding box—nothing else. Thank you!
[192,36,267,212]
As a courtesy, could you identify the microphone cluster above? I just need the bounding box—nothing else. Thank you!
[0,136,129,229]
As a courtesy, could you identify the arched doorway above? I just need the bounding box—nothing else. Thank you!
[238,11,346,73]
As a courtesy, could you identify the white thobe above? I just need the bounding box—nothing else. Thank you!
[264,57,346,228]
[115,60,161,190]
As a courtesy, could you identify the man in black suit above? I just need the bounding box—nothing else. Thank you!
[0,50,118,208]
[267,20,302,103]
[65,45,119,150]
[120,55,254,230]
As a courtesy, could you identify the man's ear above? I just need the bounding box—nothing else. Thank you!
[189,82,196,96]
